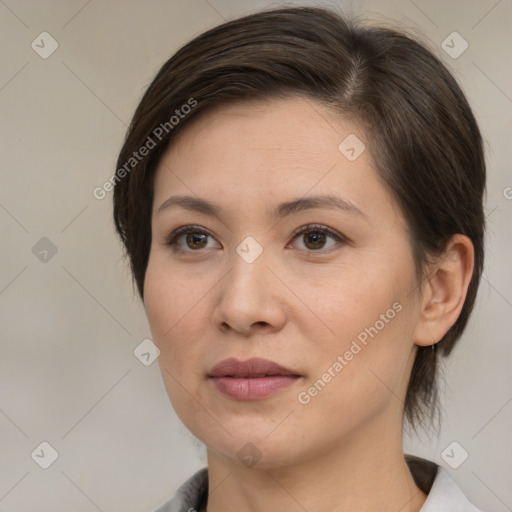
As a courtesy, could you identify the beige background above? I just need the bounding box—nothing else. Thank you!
[0,0,510,511]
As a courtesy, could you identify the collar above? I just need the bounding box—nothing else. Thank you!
[154,456,482,512]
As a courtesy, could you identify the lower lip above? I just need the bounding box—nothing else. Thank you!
[210,375,300,400]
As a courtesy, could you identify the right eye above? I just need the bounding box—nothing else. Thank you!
[164,225,221,252]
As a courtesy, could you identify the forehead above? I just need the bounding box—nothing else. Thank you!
[152,96,400,224]
[154,97,358,183]
[166,96,354,161]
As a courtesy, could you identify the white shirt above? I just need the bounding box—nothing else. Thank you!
[153,456,483,511]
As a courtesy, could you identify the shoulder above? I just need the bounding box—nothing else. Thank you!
[406,455,484,512]
[152,467,208,512]
[421,466,483,512]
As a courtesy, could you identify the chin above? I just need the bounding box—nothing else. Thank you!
[192,421,310,469]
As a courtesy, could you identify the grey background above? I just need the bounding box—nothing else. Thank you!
[0,0,510,511]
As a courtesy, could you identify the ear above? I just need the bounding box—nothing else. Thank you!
[413,234,475,347]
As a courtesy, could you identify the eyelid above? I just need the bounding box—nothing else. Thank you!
[164,224,216,248]
[164,223,350,252]
[290,223,351,246]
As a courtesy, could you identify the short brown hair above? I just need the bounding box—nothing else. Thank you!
[113,6,486,428]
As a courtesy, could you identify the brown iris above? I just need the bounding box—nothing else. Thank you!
[303,231,326,250]
[186,233,208,250]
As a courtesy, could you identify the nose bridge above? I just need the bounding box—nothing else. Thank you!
[228,237,270,300]
[213,236,286,334]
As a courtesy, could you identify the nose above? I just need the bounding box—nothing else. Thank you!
[211,247,287,337]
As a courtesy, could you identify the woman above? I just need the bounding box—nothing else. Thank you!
[113,6,485,512]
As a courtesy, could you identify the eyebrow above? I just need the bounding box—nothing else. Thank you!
[157,194,368,221]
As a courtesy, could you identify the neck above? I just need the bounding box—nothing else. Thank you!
[204,414,427,512]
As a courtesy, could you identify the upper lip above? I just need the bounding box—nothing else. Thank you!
[208,357,301,378]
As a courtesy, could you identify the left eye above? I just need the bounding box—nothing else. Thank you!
[288,224,347,251]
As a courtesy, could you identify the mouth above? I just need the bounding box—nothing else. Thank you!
[208,357,302,400]
[208,357,301,378]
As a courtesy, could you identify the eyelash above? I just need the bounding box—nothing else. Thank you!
[164,224,349,253]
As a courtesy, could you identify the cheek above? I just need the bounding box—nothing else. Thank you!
[143,256,214,379]
[144,263,205,421]
[144,260,189,365]
[144,254,201,337]
[302,256,409,345]
[295,259,418,414]
[295,303,415,438]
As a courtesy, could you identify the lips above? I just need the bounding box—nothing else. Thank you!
[208,357,300,378]
[208,358,302,400]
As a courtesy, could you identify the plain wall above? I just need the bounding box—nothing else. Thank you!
[1,0,510,511]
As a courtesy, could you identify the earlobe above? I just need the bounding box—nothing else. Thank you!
[413,234,475,347]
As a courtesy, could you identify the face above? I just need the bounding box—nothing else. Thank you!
[144,97,424,468]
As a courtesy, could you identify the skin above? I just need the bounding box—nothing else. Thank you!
[144,96,474,512]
